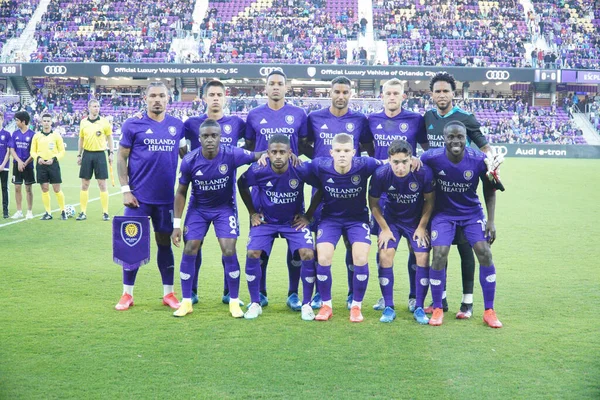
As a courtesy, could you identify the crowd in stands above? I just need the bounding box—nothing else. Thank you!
[0,0,39,55]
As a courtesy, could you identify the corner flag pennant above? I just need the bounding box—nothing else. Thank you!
[113,216,151,271]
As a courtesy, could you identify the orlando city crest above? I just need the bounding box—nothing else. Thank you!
[464,170,473,180]
[346,122,355,132]
[399,122,409,133]
[351,175,361,185]
[409,182,419,192]
[121,221,142,247]
[168,126,177,136]
[223,124,232,134]
[219,164,229,174]
[289,179,299,189]
[431,230,438,241]
[317,229,323,239]
[285,115,295,125]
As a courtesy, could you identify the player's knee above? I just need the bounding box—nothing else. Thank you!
[298,248,314,260]
[378,250,394,268]
[317,253,332,266]
[474,243,493,265]
[431,251,447,270]
[222,247,236,257]
[353,254,368,266]
[183,241,201,255]
[155,233,171,247]
[247,249,262,259]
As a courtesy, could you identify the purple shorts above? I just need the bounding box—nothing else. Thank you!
[385,221,430,253]
[184,206,239,241]
[247,223,314,255]
[430,213,487,247]
[124,202,173,234]
[317,217,371,246]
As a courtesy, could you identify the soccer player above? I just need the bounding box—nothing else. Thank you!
[76,99,113,221]
[301,76,373,310]
[423,72,503,318]
[0,114,11,218]
[183,79,246,306]
[367,78,429,313]
[368,140,434,324]
[115,82,187,311]
[308,133,382,322]
[31,113,67,220]
[421,121,502,328]
[171,119,266,318]
[245,70,308,309]
[238,134,320,321]
[9,111,35,219]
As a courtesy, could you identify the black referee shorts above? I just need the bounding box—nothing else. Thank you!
[36,162,62,184]
[79,150,108,180]
[12,163,36,185]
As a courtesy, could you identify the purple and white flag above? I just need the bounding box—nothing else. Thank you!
[112,216,151,271]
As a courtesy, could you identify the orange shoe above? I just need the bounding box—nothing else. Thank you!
[315,305,333,321]
[349,306,364,323]
[162,292,180,309]
[429,308,444,326]
[115,293,134,311]
[483,309,503,328]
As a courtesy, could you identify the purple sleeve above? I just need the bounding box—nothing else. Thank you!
[420,150,432,166]
[295,161,319,187]
[359,117,373,144]
[183,119,194,142]
[306,114,315,142]
[178,157,191,186]
[244,113,256,141]
[237,118,246,144]
[238,166,257,188]
[365,157,382,175]
[297,111,308,139]
[119,120,134,148]
[422,166,435,193]
[8,134,14,148]
[233,147,256,167]
[416,115,428,145]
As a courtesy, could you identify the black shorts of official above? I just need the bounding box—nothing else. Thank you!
[12,163,36,185]
[452,225,469,245]
[79,150,108,180]
[36,162,62,184]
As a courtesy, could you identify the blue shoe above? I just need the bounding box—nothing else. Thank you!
[191,291,199,305]
[224,292,245,307]
[259,293,268,307]
[286,293,302,311]
[413,307,430,325]
[310,292,322,310]
[380,306,396,323]
[373,297,385,311]
[408,298,416,313]
[346,293,353,310]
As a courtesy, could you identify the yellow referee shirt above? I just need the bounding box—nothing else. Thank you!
[31,131,65,161]
[79,117,112,151]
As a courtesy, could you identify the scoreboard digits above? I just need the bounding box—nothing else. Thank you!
[0,64,22,75]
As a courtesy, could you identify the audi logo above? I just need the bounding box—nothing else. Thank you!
[491,145,508,156]
[44,66,67,75]
[259,67,284,77]
[485,70,510,80]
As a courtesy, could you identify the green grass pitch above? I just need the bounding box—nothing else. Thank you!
[1,152,598,399]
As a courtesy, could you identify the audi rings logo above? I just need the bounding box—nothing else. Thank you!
[485,70,510,80]
[44,65,67,75]
[491,145,508,156]
[259,67,284,77]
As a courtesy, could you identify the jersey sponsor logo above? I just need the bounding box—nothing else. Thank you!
[327,178,334,183]
[485,70,510,80]
[346,122,355,132]
[463,170,473,180]
[289,179,299,189]
[223,124,232,134]
[121,221,142,247]
[219,164,228,174]
[260,118,268,124]
[439,170,446,176]
[399,122,409,133]
[168,126,177,136]
[321,123,328,129]
[351,175,361,185]
[409,182,419,192]
[145,128,153,134]
[285,115,295,125]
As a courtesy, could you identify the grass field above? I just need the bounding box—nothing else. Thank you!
[1,152,599,399]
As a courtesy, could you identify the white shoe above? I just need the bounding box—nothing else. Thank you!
[301,304,315,321]
[25,211,33,220]
[244,302,262,319]
[11,210,23,219]
[373,297,385,311]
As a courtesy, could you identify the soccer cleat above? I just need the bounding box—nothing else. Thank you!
[456,303,474,319]
[173,299,193,317]
[346,293,353,310]
[244,303,262,319]
[3,212,8,219]
[429,308,444,326]
[11,210,23,219]
[259,293,268,307]
[315,305,333,321]
[25,211,34,220]
[224,293,245,307]
[413,307,430,325]
[191,291,199,305]
[162,292,180,309]
[229,299,244,318]
[102,213,110,221]
[380,306,396,323]
[61,210,68,220]
[373,297,385,311]
[40,212,53,221]
[301,304,315,321]
[286,293,302,311]
[350,306,364,323]
[115,293,134,311]
[408,297,417,312]
[424,298,449,313]
[310,292,323,309]
[483,309,503,328]
[76,212,87,221]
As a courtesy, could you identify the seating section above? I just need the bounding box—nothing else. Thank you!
[0,0,40,54]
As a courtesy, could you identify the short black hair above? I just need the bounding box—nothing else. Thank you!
[267,70,287,83]
[200,118,221,131]
[331,76,352,87]
[203,80,225,94]
[430,72,457,92]
[41,113,52,120]
[268,134,290,147]
[388,139,413,157]
[443,120,467,135]
[14,111,30,125]
[145,81,170,95]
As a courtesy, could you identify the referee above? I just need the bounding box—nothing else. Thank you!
[77,99,113,221]
[31,113,67,220]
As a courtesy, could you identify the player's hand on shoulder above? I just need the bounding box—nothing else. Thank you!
[292,214,310,230]
[411,157,422,172]
[377,228,396,250]
[171,228,182,247]
[290,153,303,167]
[123,192,139,208]
[485,220,496,245]
[257,153,268,166]
[413,227,430,248]
[250,212,265,227]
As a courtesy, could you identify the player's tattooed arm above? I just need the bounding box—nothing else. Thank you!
[414,191,435,248]
[171,183,189,247]
[117,146,139,208]
[419,141,430,151]
[369,195,396,249]
[360,141,375,157]
[243,138,256,151]
[482,177,496,245]
[299,137,314,159]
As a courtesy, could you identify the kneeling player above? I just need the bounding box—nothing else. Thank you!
[421,121,502,328]
[369,140,435,324]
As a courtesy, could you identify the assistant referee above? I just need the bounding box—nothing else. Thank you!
[77,99,113,221]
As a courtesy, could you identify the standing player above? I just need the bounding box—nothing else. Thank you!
[238,134,320,321]
[0,113,10,218]
[367,78,429,313]
[245,70,308,309]
[115,82,187,311]
[31,113,67,220]
[421,121,502,328]
[424,72,503,318]
[170,119,265,318]
[76,99,113,221]
[301,76,373,310]
[9,111,35,219]
[368,140,434,324]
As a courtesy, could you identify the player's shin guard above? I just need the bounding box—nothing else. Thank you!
[259,252,269,295]
[245,256,262,304]
[479,265,496,309]
[352,265,369,303]
[157,244,175,285]
[407,252,417,298]
[123,268,139,286]
[223,254,241,299]
[179,254,195,299]
[316,264,332,301]
[300,259,316,305]
[42,191,51,212]
[378,266,394,307]
[429,268,446,309]
[415,266,430,308]
[192,250,202,293]
[99,191,109,214]
[80,190,89,213]
[345,249,354,295]
[287,250,301,296]
[458,242,475,296]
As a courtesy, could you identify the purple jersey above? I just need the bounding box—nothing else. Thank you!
[309,156,381,220]
[0,129,10,166]
[306,108,371,158]
[119,114,185,205]
[421,147,488,219]
[367,110,427,159]
[183,114,245,150]
[179,145,255,209]
[11,129,35,169]
[245,103,307,155]
[368,164,435,227]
